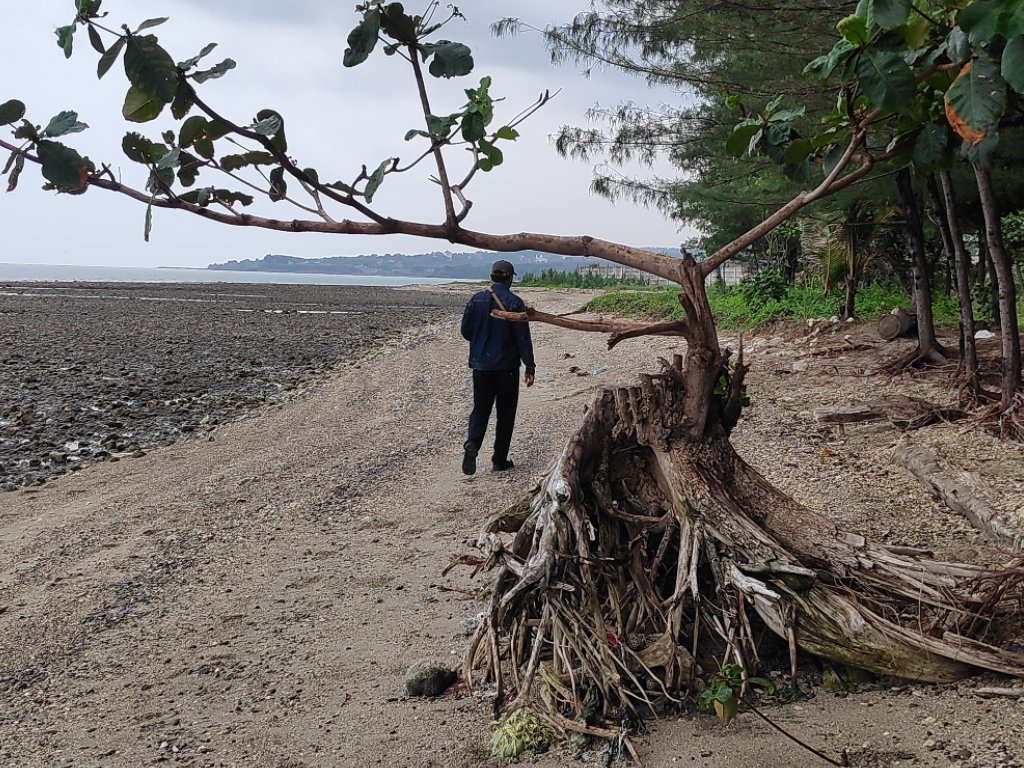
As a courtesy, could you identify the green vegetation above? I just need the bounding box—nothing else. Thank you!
[518,268,653,289]
[585,281,969,330]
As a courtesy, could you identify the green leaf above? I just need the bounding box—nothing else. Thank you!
[176,151,201,187]
[134,17,169,34]
[867,0,910,30]
[958,0,1024,45]
[191,58,236,84]
[87,25,105,55]
[124,35,178,104]
[5,152,25,192]
[426,113,458,138]
[363,159,390,203]
[76,0,102,16]
[726,122,762,156]
[1003,35,1024,93]
[0,99,26,125]
[36,139,90,194]
[477,139,503,172]
[769,106,805,123]
[219,151,276,171]
[194,138,215,160]
[944,56,1007,145]
[379,3,417,43]
[912,122,948,167]
[783,138,814,165]
[122,85,165,123]
[855,49,916,111]
[155,147,179,171]
[805,39,857,82]
[178,116,207,149]
[837,14,870,45]
[178,42,218,71]
[404,128,430,140]
[254,109,287,153]
[97,37,125,79]
[213,189,254,207]
[55,25,75,59]
[14,119,39,141]
[461,111,486,143]
[179,187,214,206]
[343,8,381,67]
[822,141,847,177]
[170,81,194,120]
[962,126,1001,165]
[146,166,175,194]
[122,132,166,164]
[426,40,474,78]
[268,166,287,202]
[42,110,88,138]
[494,126,519,141]
[144,202,153,242]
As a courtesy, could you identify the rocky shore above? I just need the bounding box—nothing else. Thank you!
[0,282,464,492]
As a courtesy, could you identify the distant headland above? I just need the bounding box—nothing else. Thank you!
[207,249,683,279]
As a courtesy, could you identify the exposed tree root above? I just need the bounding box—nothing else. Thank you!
[461,357,1024,733]
[876,343,954,375]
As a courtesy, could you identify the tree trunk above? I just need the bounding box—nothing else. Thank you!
[938,171,980,390]
[466,367,1024,724]
[888,169,949,368]
[973,164,1023,411]
[925,174,955,296]
[843,276,856,320]
[465,256,1024,725]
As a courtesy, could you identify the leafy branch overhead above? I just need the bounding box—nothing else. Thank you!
[730,0,1024,184]
[1,0,536,237]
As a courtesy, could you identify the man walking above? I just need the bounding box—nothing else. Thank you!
[460,259,535,475]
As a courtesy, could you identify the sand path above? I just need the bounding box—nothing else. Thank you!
[2,287,1021,768]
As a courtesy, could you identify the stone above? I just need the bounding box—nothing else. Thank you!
[404,660,457,698]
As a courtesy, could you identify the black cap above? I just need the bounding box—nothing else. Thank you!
[490,259,516,280]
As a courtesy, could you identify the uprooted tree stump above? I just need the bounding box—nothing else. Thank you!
[459,354,1024,733]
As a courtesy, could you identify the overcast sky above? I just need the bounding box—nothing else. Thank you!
[2,1,694,268]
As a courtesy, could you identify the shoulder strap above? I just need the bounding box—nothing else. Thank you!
[488,288,507,312]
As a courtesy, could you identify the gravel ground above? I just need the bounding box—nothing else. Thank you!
[0,283,1021,768]
[0,282,463,491]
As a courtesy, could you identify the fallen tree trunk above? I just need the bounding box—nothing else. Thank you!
[878,309,917,341]
[894,444,1023,551]
[464,358,1024,726]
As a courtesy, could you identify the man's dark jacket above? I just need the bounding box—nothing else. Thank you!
[461,283,536,373]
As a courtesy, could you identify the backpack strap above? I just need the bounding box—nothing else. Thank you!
[488,288,507,312]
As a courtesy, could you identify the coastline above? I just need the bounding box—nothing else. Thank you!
[0,281,465,491]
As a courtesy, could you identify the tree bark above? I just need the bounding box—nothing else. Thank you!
[938,171,980,389]
[891,169,949,366]
[973,164,1023,410]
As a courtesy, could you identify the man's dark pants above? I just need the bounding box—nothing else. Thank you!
[467,368,519,462]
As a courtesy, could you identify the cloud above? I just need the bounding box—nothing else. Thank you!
[1,0,691,268]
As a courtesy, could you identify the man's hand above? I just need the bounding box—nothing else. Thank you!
[525,371,535,388]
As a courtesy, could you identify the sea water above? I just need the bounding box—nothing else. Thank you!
[0,263,468,287]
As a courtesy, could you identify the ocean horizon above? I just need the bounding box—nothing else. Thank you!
[0,262,475,287]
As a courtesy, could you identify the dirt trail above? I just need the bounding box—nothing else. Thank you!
[1,287,1022,768]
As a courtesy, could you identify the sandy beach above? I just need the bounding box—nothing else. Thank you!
[1,282,1022,768]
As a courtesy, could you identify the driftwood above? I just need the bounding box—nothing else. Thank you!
[878,309,918,341]
[894,444,1023,551]
[813,396,966,432]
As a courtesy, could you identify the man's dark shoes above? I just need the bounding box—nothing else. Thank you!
[462,441,478,476]
[491,458,515,472]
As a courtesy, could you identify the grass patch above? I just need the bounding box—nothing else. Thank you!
[584,282,972,330]
[519,268,654,289]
